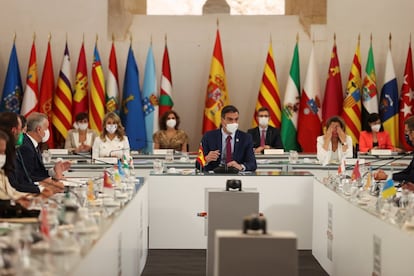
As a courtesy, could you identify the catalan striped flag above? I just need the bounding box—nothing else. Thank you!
[297,46,322,153]
[322,37,343,125]
[379,39,399,146]
[159,38,174,117]
[52,42,72,147]
[89,41,105,132]
[21,39,39,117]
[252,39,281,128]
[341,37,362,147]
[106,39,119,113]
[399,41,414,151]
[362,36,378,131]
[281,39,301,151]
[142,44,158,153]
[202,28,229,133]
[39,38,55,149]
[0,42,23,113]
[73,41,89,116]
[381,178,396,199]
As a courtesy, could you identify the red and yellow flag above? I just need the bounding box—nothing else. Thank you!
[21,39,39,117]
[252,40,281,128]
[52,43,72,147]
[89,42,105,132]
[196,143,206,168]
[202,29,229,133]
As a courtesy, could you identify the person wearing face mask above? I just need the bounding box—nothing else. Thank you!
[153,110,189,152]
[199,105,257,172]
[92,112,130,160]
[16,112,70,193]
[375,116,414,183]
[317,116,353,166]
[359,112,402,153]
[247,107,284,154]
[65,112,98,153]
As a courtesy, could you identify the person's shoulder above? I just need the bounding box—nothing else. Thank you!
[247,127,258,133]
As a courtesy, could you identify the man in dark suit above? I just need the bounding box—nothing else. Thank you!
[200,105,257,172]
[16,112,70,193]
[247,106,283,154]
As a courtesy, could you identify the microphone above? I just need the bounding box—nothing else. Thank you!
[73,151,116,166]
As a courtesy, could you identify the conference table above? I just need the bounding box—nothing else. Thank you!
[44,152,414,275]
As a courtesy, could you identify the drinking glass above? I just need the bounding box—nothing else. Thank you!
[42,150,52,163]
[289,150,298,164]
[165,149,174,162]
[153,159,164,174]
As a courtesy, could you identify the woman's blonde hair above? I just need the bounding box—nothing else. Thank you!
[100,112,126,141]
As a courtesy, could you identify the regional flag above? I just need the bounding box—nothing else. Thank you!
[379,43,399,146]
[251,39,281,128]
[120,45,146,150]
[0,42,23,113]
[21,39,39,117]
[322,37,343,125]
[159,38,174,117]
[39,39,55,149]
[52,42,72,147]
[73,42,89,116]
[89,42,105,132]
[202,29,229,133]
[382,178,396,199]
[106,40,119,113]
[362,38,378,131]
[341,37,362,147]
[142,44,158,153]
[399,41,414,151]
[351,159,361,181]
[297,46,322,153]
[281,39,301,151]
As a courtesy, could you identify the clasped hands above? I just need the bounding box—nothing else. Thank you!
[205,150,243,171]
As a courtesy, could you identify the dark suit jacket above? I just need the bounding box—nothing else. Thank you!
[8,151,41,193]
[393,154,414,182]
[247,126,283,151]
[200,129,257,172]
[16,134,49,183]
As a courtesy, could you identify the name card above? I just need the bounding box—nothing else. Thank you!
[94,157,118,164]
[370,149,392,156]
[264,149,285,155]
[153,149,169,155]
[48,149,69,155]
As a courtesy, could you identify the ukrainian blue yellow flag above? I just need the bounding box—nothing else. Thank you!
[381,178,396,199]
[379,47,399,146]
[0,43,22,113]
[120,46,146,150]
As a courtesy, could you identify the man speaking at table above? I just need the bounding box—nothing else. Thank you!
[199,105,257,173]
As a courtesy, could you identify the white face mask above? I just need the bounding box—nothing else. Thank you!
[166,119,177,129]
[42,129,50,143]
[226,123,239,134]
[258,117,269,127]
[106,124,117,134]
[78,123,88,131]
[371,124,381,132]
[0,154,5,169]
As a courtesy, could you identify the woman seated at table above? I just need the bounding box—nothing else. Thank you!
[153,110,189,152]
[359,112,402,153]
[92,112,130,160]
[65,112,98,153]
[317,116,353,165]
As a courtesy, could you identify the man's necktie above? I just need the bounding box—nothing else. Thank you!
[260,129,266,147]
[226,135,232,163]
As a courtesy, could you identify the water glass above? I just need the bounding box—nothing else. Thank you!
[42,150,52,163]
[153,159,164,174]
[289,150,298,164]
[165,149,174,162]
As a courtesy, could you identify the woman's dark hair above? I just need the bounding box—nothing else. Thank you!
[19,115,27,130]
[0,129,14,176]
[159,110,180,130]
[75,112,88,122]
[325,116,346,131]
[0,112,18,176]
[366,113,384,132]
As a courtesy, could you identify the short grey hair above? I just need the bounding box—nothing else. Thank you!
[27,112,48,132]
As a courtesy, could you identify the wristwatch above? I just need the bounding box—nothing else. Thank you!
[342,141,347,146]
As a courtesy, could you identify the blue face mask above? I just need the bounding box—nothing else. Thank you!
[405,134,413,147]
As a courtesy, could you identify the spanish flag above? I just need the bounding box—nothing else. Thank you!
[196,143,206,169]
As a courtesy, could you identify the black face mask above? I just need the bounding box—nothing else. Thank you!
[405,134,413,147]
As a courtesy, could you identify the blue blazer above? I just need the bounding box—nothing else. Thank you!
[200,129,257,172]
[16,134,49,182]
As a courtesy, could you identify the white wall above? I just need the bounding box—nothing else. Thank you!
[0,0,413,151]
